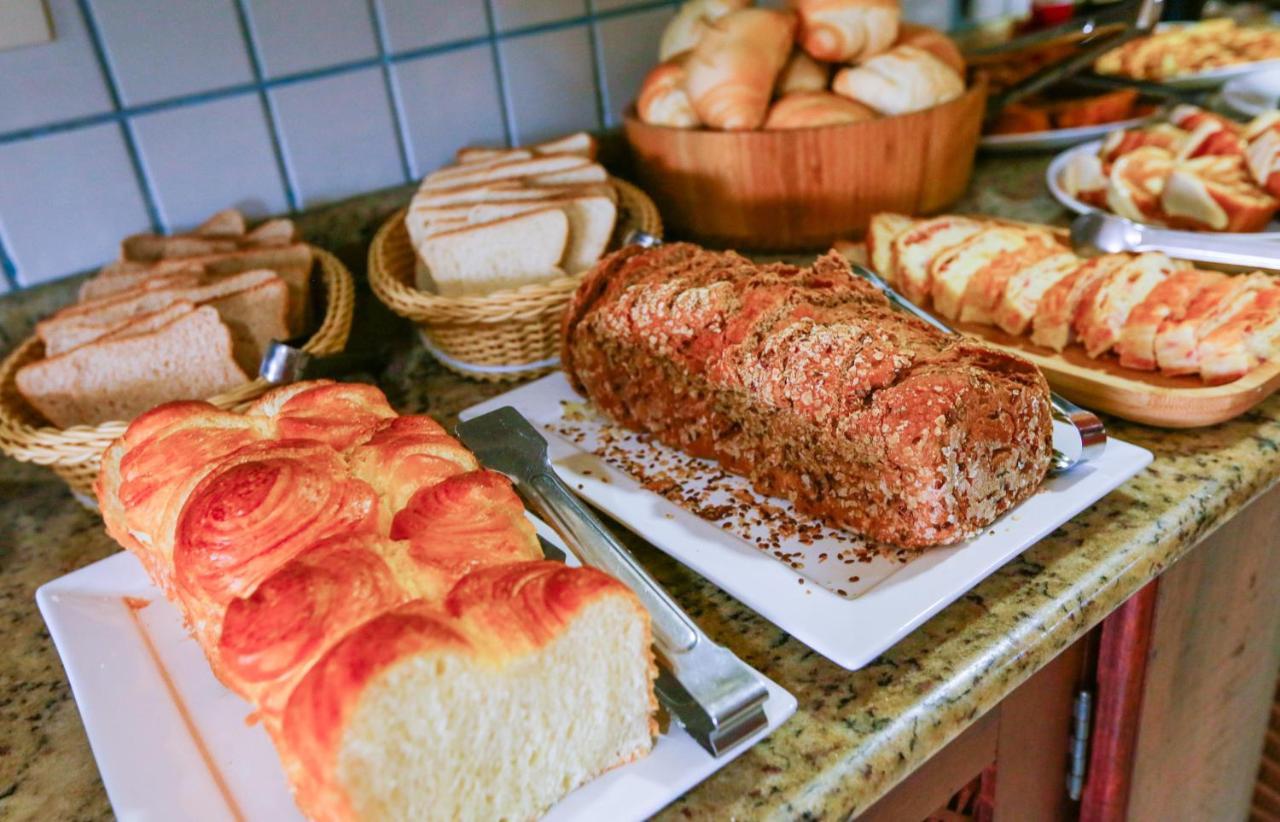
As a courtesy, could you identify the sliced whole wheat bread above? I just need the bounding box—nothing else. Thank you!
[98,301,198,341]
[416,209,569,295]
[121,214,298,261]
[16,306,250,427]
[195,209,247,237]
[204,278,291,372]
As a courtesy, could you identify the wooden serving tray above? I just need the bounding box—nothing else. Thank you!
[947,318,1280,428]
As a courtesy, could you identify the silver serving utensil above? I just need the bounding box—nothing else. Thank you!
[259,339,382,384]
[850,263,1106,473]
[1071,212,1280,271]
[456,408,769,757]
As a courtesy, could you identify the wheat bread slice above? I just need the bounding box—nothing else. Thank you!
[419,156,593,191]
[416,209,569,296]
[122,218,300,262]
[98,301,198,341]
[41,269,282,355]
[195,209,246,237]
[245,218,298,245]
[204,278,291,372]
[16,306,249,428]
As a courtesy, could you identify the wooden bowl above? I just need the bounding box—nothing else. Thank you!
[623,75,988,251]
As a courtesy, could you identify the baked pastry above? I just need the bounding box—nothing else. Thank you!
[96,380,657,820]
[895,21,965,74]
[684,8,797,130]
[562,244,1054,548]
[791,0,899,62]
[764,91,876,129]
[774,49,830,95]
[637,57,701,128]
[658,0,751,60]
[833,44,964,116]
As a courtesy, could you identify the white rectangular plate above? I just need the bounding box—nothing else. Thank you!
[461,373,1154,670]
[37,521,796,822]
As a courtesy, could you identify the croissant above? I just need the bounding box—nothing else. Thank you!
[895,21,966,75]
[658,0,751,60]
[792,0,900,63]
[775,49,830,96]
[96,380,657,821]
[765,91,877,129]
[637,57,700,128]
[685,8,798,130]
[833,44,965,116]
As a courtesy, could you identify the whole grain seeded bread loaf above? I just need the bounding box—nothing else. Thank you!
[561,244,1055,548]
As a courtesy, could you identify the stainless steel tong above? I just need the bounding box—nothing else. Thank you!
[849,263,1107,473]
[1071,212,1280,271]
[455,408,770,758]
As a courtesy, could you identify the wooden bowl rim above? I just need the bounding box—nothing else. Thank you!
[623,73,989,138]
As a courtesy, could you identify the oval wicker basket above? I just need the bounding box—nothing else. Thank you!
[0,246,356,499]
[368,176,662,382]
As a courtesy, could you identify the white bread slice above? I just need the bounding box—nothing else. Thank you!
[866,213,918,287]
[16,306,249,428]
[529,163,608,186]
[455,132,596,164]
[929,227,1029,321]
[891,216,984,306]
[958,231,1062,326]
[995,252,1081,336]
[419,156,591,191]
[431,149,535,179]
[1075,252,1175,358]
[41,269,282,355]
[409,181,614,210]
[416,210,569,296]
[416,195,617,274]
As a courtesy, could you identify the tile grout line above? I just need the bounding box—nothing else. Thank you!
[0,1,678,149]
[231,0,299,213]
[0,228,19,291]
[482,0,516,147]
[584,0,611,131]
[75,0,165,234]
[367,0,415,182]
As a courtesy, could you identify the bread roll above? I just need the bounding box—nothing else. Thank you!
[685,9,797,130]
[895,21,965,75]
[792,0,900,62]
[658,0,750,60]
[637,57,700,128]
[96,380,657,821]
[833,44,965,116]
[764,91,877,129]
[775,49,830,96]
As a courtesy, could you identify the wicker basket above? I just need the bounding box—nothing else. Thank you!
[368,177,662,382]
[0,247,356,500]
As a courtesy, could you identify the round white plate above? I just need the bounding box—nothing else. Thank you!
[981,109,1163,153]
[1045,138,1280,238]
[1222,65,1280,118]
[1157,58,1280,90]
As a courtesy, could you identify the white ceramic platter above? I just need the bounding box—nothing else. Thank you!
[1158,57,1280,90]
[36,520,797,822]
[1046,138,1280,239]
[1222,65,1280,118]
[460,373,1154,671]
[981,110,1161,153]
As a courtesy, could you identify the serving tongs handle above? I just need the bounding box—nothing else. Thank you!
[454,408,769,757]
[849,263,1106,473]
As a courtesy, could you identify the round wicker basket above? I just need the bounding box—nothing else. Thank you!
[0,246,356,499]
[368,177,662,382]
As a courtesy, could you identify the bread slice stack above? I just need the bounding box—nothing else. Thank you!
[863,211,1280,384]
[405,132,618,296]
[16,209,312,427]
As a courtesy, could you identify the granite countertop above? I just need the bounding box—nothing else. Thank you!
[3,156,1280,820]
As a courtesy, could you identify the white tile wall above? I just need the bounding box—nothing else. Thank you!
[498,25,600,144]
[491,0,587,32]
[132,94,289,231]
[269,67,405,207]
[247,0,378,77]
[377,0,489,53]
[393,45,507,177]
[0,0,111,133]
[596,6,671,126]
[0,124,150,285]
[90,0,254,105]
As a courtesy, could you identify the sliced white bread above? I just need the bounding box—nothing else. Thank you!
[418,156,591,191]
[416,195,616,274]
[430,149,535,180]
[994,252,1081,336]
[1030,254,1129,352]
[41,269,283,355]
[455,132,596,164]
[929,227,1030,321]
[16,305,250,428]
[409,181,615,210]
[416,209,570,296]
[1074,252,1175,358]
[866,213,918,287]
[529,164,608,186]
[957,232,1062,326]
[891,216,984,306]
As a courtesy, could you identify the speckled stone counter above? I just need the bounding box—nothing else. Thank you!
[3,156,1279,821]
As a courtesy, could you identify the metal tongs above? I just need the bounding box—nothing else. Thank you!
[258,339,383,384]
[455,409,769,757]
[976,0,1166,114]
[849,263,1107,474]
[1072,212,1280,271]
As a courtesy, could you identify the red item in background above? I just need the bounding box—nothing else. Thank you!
[1031,0,1076,28]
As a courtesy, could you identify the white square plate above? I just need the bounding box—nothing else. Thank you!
[37,520,796,822]
[461,373,1154,670]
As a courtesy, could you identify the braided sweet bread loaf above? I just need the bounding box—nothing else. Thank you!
[96,380,656,821]
[562,245,1054,548]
